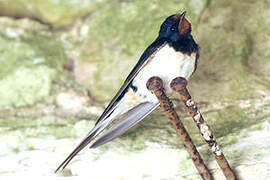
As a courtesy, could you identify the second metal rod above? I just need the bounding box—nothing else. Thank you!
[170,77,237,180]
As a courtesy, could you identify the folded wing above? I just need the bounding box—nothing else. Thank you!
[90,102,159,148]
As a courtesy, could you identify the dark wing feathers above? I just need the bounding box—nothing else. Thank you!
[95,38,166,125]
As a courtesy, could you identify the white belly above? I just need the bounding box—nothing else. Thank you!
[133,44,196,102]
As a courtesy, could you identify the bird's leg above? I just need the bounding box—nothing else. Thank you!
[170,77,237,180]
[146,76,213,180]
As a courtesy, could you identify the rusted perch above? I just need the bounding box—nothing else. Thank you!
[146,76,213,180]
[170,77,237,180]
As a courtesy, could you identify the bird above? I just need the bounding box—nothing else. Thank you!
[55,11,200,172]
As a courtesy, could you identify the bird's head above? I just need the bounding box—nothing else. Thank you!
[159,11,191,41]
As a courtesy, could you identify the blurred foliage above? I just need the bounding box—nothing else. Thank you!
[0,31,66,107]
[0,0,107,28]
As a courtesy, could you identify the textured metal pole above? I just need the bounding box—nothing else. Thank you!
[146,76,213,180]
[170,77,237,180]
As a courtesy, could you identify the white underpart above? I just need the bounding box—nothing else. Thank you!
[108,44,196,119]
[95,44,196,129]
[133,44,196,103]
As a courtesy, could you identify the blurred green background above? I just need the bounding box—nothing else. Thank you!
[0,0,270,179]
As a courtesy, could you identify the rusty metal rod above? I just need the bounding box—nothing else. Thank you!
[146,76,213,180]
[170,77,237,180]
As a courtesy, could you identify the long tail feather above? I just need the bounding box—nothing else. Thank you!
[90,102,159,149]
[55,132,96,172]
[55,112,118,172]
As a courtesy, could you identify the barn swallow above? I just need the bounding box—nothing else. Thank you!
[56,11,199,172]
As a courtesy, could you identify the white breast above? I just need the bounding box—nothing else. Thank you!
[133,44,196,102]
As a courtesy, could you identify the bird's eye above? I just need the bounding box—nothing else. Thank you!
[170,27,175,31]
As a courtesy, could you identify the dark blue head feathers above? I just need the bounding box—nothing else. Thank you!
[159,11,191,42]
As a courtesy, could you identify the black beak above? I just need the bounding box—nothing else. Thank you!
[178,11,186,24]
